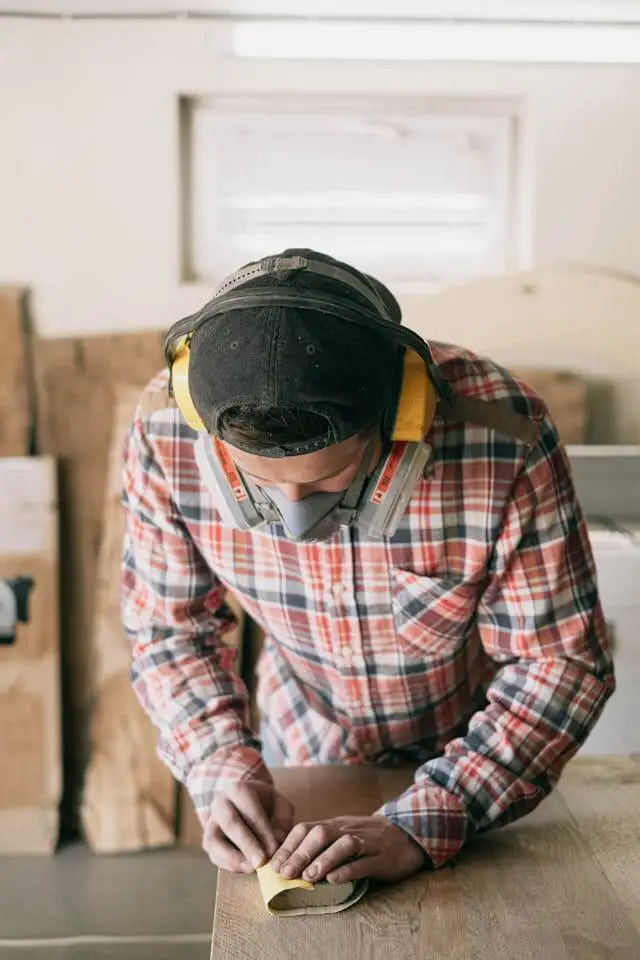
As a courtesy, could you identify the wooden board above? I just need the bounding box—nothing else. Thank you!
[35,331,165,830]
[0,286,33,456]
[0,456,61,853]
[509,367,588,444]
[211,758,640,959]
[556,754,640,937]
[80,386,177,852]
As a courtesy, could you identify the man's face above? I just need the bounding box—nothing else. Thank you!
[226,430,382,502]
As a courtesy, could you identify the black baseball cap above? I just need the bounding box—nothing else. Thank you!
[187,249,404,457]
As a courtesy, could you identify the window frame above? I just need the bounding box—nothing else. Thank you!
[180,93,528,294]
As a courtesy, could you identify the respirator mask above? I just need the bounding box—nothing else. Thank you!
[194,431,432,543]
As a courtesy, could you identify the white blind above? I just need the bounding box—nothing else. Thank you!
[188,99,515,289]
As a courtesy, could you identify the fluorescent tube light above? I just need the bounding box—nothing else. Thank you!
[231,21,640,64]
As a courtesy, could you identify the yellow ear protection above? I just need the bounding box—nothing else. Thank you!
[164,254,444,443]
[168,335,207,432]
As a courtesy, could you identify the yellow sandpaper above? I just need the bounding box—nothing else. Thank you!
[256,863,369,917]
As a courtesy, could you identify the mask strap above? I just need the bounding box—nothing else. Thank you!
[238,473,281,523]
[339,434,381,514]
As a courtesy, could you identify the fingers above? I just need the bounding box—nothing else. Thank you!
[228,784,279,860]
[215,795,271,869]
[201,784,297,875]
[272,823,342,880]
[326,855,381,886]
[266,815,425,886]
[302,832,366,883]
[203,822,255,874]
[270,822,310,875]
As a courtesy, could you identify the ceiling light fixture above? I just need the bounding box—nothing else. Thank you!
[231,20,640,64]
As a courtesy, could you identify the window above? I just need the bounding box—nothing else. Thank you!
[183,96,521,292]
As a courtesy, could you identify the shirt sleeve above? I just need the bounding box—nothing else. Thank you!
[377,415,616,868]
[120,403,272,826]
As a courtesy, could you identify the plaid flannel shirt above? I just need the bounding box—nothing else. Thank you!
[121,341,615,868]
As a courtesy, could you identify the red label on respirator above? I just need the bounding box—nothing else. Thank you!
[214,439,249,502]
[370,442,406,505]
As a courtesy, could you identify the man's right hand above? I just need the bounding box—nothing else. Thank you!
[203,780,295,874]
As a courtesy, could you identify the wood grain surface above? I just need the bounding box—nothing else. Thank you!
[211,757,640,960]
[80,386,177,852]
[0,286,32,457]
[35,331,165,830]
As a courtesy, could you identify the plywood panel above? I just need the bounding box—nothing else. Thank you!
[36,333,165,458]
[80,386,176,852]
[0,456,61,853]
[509,367,588,444]
[35,331,165,828]
[0,286,32,456]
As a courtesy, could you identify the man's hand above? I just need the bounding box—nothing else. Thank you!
[203,780,294,874]
[269,815,426,886]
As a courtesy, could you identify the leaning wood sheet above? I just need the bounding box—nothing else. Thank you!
[35,332,165,827]
[0,286,32,456]
[80,385,177,852]
[0,456,61,853]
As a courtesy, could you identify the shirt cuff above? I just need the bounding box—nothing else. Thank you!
[375,781,469,869]
[186,744,273,828]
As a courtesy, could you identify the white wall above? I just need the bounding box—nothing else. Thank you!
[1,18,640,437]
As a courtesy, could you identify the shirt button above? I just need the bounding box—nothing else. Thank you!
[332,583,344,597]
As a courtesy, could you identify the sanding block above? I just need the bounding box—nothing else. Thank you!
[256,863,369,916]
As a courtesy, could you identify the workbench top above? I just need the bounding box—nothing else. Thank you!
[210,755,640,959]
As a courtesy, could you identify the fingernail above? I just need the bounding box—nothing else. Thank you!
[304,865,318,880]
[282,864,296,878]
[252,852,266,869]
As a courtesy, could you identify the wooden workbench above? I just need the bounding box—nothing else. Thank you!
[210,755,640,959]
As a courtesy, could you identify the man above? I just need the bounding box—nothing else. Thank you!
[121,248,615,888]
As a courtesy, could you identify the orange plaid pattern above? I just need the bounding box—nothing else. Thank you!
[121,342,615,867]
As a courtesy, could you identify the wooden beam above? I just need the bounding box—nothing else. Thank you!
[35,332,165,831]
[0,287,33,456]
[80,386,177,852]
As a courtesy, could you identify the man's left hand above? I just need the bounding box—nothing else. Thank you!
[269,815,426,885]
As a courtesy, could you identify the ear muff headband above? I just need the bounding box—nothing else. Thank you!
[210,254,393,322]
[164,289,396,368]
[164,255,444,441]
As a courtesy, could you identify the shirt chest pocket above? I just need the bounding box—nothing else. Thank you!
[391,568,479,658]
